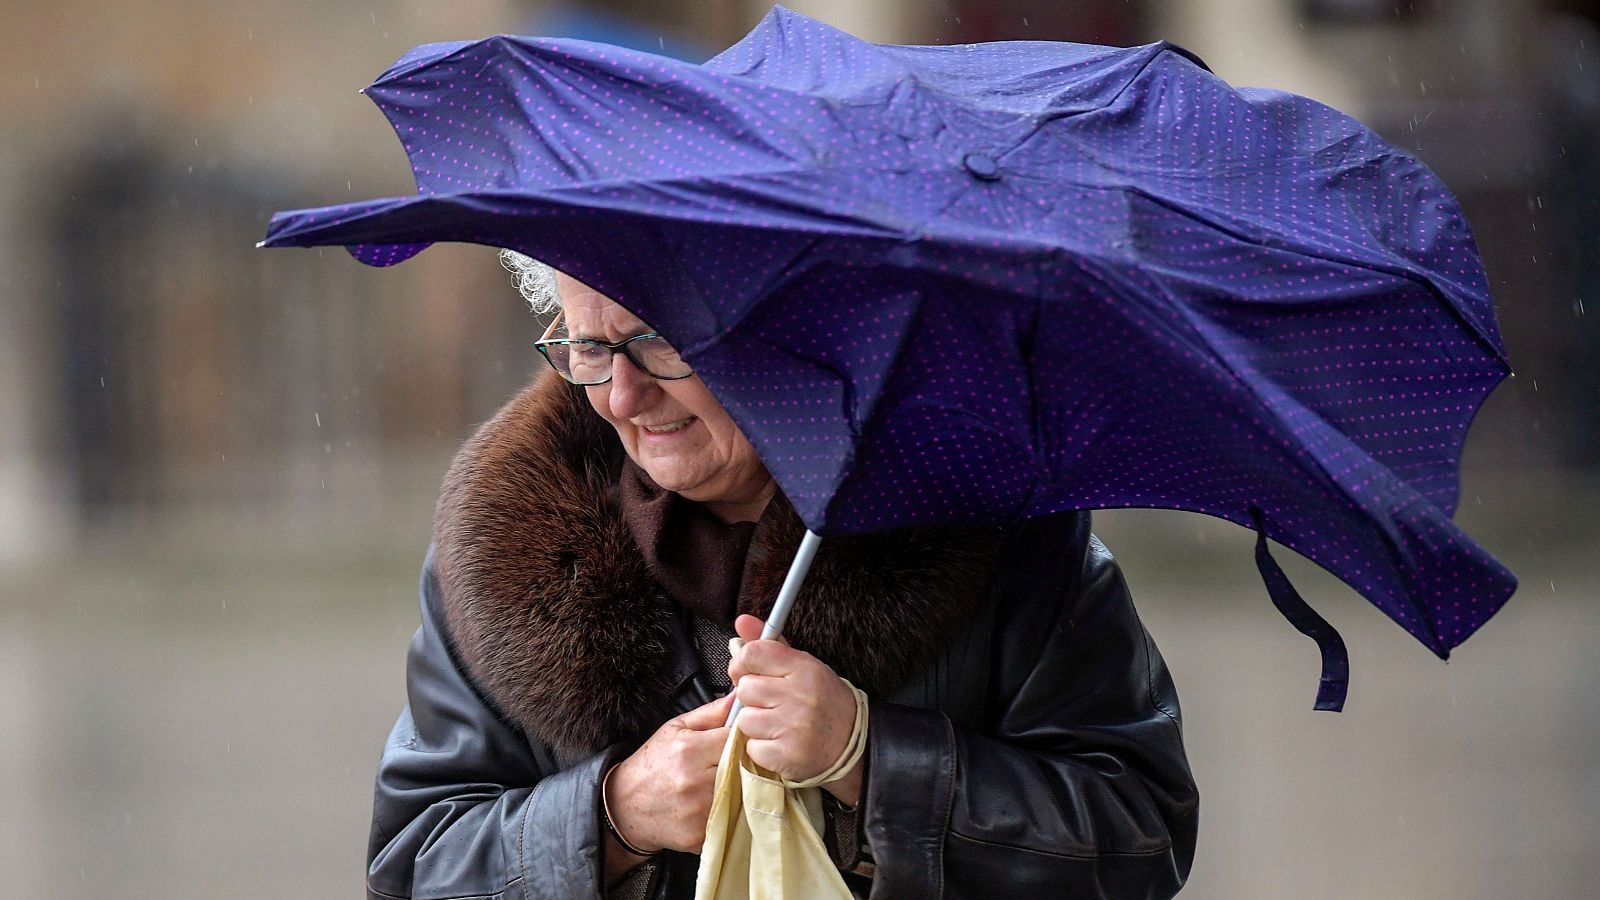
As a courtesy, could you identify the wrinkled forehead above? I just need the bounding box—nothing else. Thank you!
[556,273,652,340]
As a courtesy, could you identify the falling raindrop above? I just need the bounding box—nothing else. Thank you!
[315,412,322,427]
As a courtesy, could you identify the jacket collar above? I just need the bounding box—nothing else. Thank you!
[431,373,1005,758]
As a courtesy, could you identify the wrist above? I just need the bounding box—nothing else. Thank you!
[602,762,661,857]
[822,757,864,808]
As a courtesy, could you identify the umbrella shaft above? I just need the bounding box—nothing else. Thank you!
[726,529,823,727]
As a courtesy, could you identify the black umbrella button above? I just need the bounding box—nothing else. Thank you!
[962,152,1001,181]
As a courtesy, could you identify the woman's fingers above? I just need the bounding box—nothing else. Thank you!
[728,635,804,683]
[733,706,783,742]
[734,614,765,644]
[732,673,788,709]
[732,614,791,645]
[675,694,735,731]
[611,695,740,855]
[724,616,862,782]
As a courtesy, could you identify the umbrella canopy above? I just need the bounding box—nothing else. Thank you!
[262,6,1517,708]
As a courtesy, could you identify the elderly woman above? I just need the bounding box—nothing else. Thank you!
[365,258,1199,900]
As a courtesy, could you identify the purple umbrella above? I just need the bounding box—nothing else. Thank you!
[261,7,1517,710]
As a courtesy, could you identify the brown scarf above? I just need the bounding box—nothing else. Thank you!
[617,457,759,624]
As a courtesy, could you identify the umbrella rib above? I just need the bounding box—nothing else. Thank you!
[821,273,981,526]
[514,175,908,236]
[664,232,827,358]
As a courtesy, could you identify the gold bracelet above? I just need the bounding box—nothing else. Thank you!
[601,763,660,858]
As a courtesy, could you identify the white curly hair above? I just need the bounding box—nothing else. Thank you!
[499,249,561,316]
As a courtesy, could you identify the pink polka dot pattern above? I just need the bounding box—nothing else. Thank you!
[263,8,1517,671]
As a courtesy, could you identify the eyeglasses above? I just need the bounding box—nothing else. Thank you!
[534,310,694,386]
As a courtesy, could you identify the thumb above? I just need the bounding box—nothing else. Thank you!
[676,693,735,731]
[734,614,766,644]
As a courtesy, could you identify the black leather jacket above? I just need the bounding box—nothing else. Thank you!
[367,510,1198,899]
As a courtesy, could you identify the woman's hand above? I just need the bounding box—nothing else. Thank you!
[607,694,733,856]
[728,614,864,806]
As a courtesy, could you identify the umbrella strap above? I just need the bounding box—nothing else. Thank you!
[1250,506,1350,712]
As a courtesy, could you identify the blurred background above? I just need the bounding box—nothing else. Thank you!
[1,0,1596,897]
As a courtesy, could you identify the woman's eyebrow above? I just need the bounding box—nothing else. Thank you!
[567,327,653,343]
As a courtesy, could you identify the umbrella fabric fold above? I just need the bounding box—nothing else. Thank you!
[261,6,1518,709]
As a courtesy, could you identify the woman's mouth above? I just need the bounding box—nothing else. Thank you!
[641,417,696,435]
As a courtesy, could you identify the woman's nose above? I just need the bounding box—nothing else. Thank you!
[606,352,660,419]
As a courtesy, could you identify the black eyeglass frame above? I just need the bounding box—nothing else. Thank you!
[534,311,694,386]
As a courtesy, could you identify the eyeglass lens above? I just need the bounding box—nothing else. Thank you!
[542,336,691,384]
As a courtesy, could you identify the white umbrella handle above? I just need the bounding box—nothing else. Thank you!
[725,529,823,727]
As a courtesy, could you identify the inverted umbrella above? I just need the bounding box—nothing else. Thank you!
[261,6,1518,710]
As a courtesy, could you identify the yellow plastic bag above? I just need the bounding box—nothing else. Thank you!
[692,723,853,900]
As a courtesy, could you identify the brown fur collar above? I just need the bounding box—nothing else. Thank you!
[433,373,1005,759]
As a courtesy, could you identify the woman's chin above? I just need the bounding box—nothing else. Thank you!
[633,453,704,495]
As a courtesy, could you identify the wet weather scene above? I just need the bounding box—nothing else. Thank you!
[2,2,1597,898]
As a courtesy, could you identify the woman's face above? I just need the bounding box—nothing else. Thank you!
[557,273,774,522]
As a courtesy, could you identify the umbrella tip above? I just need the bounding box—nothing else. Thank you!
[253,240,267,249]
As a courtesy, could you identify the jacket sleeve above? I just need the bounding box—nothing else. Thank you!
[366,552,625,900]
[862,513,1199,900]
